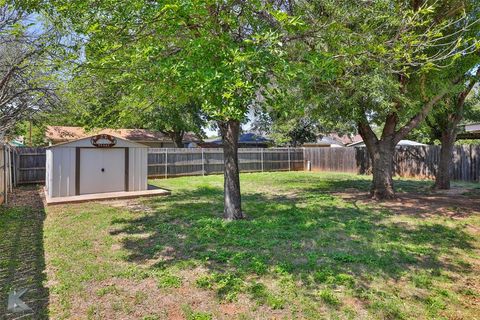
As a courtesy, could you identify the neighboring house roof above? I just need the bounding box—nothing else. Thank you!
[347,139,427,147]
[208,133,271,145]
[239,133,271,144]
[319,136,345,146]
[45,126,200,143]
[303,134,363,147]
[326,133,363,145]
[465,123,480,133]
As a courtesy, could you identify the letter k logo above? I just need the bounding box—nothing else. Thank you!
[7,288,32,313]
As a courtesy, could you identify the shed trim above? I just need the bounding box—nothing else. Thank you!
[48,134,149,148]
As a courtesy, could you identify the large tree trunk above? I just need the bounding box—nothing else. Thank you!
[355,73,468,200]
[433,70,479,189]
[219,119,244,220]
[434,129,456,189]
[358,117,397,200]
[169,131,185,148]
[370,140,396,199]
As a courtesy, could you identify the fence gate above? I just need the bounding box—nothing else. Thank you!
[14,147,46,185]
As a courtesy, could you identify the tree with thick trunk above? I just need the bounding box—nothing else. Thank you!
[41,1,290,220]
[428,68,480,189]
[435,129,457,189]
[357,85,456,199]
[219,120,244,220]
[302,1,479,200]
[166,130,185,148]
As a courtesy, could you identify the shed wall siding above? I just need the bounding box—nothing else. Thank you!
[128,148,148,191]
[46,149,52,198]
[47,140,148,198]
[51,147,75,197]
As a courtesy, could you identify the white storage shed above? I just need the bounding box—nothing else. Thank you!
[45,134,148,198]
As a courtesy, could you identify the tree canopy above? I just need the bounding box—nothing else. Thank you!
[0,3,61,139]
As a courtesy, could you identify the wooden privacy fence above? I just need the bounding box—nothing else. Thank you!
[305,146,480,182]
[13,147,304,183]
[12,145,480,184]
[148,148,304,178]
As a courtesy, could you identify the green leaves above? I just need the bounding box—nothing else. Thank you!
[40,0,292,124]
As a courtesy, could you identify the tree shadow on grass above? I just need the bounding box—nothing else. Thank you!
[0,186,49,319]
[110,182,474,292]
[302,176,435,195]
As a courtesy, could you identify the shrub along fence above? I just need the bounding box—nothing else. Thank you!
[10,145,480,185]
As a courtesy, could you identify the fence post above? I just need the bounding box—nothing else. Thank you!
[15,149,19,186]
[261,148,264,172]
[288,147,291,171]
[202,148,205,176]
[469,144,473,182]
[7,146,12,193]
[3,146,7,205]
[11,147,15,187]
[303,147,306,171]
[164,148,168,179]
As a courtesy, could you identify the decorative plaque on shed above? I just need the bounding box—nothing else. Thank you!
[90,134,117,148]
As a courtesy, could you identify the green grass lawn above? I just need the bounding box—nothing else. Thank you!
[21,173,480,318]
[0,189,49,319]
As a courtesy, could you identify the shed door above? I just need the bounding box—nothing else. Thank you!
[79,148,125,195]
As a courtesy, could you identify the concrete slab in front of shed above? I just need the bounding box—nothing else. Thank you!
[45,185,170,205]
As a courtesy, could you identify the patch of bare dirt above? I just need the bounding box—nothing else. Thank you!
[107,199,156,214]
[65,265,297,320]
[69,276,287,320]
[335,188,480,218]
[7,185,45,209]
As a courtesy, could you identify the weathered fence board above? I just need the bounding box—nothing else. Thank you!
[0,145,4,204]
[148,148,304,178]
[304,147,359,173]
[0,144,13,204]
[15,147,46,184]
[304,146,480,182]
